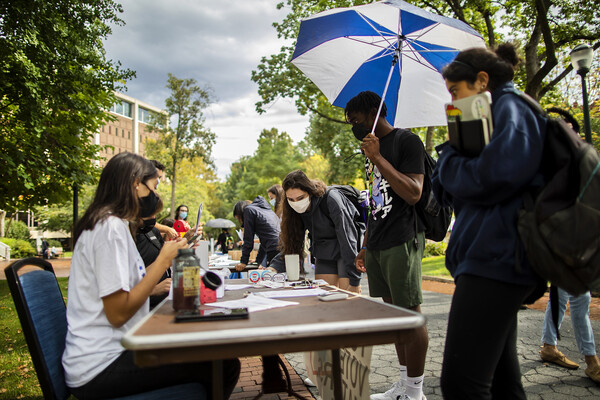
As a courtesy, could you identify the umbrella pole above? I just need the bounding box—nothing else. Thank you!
[371,46,400,133]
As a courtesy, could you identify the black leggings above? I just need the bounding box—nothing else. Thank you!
[441,274,534,400]
[69,351,240,399]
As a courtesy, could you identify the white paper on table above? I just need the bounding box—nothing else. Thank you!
[254,288,329,298]
[206,293,298,313]
[224,284,253,291]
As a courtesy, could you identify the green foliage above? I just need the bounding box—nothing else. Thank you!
[45,239,62,249]
[218,128,303,216]
[0,0,135,212]
[0,277,69,399]
[153,157,219,227]
[34,185,95,236]
[145,74,216,217]
[305,110,365,184]
[0,238,36,258]
[5,220,30,241]
[423,241,448,257]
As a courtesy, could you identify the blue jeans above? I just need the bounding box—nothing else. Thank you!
[542,288,596,356]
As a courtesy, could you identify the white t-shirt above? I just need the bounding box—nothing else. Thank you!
[62,216,149,388]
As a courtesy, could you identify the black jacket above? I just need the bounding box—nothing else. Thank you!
[135,227,170,308]
[240,196,281,265]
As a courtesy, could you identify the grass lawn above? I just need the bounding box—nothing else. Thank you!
[421,256,450,278]
[0,277,70,400]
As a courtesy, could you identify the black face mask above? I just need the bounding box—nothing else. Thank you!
[138,218,156,234]
[139,190,159,218]
[352,123,370,141]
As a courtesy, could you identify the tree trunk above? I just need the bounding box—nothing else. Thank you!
[425,126,435,155]
[0,210,5,237]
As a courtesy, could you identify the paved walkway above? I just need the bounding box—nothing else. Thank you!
[285,279,600,400]
[3,258,600,399]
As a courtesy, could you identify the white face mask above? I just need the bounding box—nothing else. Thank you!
[288,196,310,214]
[269,198,276,207]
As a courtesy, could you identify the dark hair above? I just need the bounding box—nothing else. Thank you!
[150,159,165,171]
[547,107,580,133]
[160,217,175,228]
[267,184,284,218]
[344,90,387,121]
[279,170,327,256]
[174,204,188,220]
[73,152,157,245]
[442,42,521,91]
[233,200,251,219]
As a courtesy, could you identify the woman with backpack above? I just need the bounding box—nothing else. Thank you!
[276,169,364,292]
[431,43,546,399]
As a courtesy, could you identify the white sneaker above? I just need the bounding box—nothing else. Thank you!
[304,377,316,387]
[398,394,427,400]
[370,382,405,400]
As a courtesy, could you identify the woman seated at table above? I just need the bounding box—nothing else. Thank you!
[274,169,364,292]
[62,152,240,399]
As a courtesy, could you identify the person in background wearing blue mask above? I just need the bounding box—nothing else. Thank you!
[173,204,190,237]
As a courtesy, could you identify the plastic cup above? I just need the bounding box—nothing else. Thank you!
[285,254,300,281]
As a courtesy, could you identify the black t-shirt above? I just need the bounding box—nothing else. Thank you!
[366,129,425,250]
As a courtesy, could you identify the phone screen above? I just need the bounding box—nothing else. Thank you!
[175,307,249,322]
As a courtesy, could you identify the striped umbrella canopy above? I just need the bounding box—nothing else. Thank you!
[291,0,485,128]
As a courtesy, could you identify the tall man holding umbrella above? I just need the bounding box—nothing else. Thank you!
[347,91,428,400]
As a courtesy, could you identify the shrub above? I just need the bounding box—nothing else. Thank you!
[424,241,447,257]
[0,238,37,258]
[47,239,62,248]
[6,220,31,240]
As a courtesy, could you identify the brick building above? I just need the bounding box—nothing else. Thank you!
[95,92,166,164]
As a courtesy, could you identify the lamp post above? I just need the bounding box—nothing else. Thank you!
[570,44,594,144]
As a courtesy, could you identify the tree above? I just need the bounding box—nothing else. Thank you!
[153,157,219,226]
[252,0,600,154]
[218,128,302,212]
[0,0,135,213]
[145,74,216,218]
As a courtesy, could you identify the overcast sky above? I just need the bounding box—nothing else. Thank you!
[103,0,310,179]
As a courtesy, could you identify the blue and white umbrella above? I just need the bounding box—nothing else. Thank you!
[291,0,485,128]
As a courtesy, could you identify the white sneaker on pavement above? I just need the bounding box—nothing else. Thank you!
[398,394,427,400]
[303,377,316,387]
[370,381,405,400]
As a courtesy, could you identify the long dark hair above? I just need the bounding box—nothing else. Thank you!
[73,152,157,245]
[174,204,188,221]
[442,42,521,91]
[280,170,326,256]
[268,184,284,218]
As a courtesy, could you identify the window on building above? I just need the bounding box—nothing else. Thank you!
[128,131,131,139]
[109,126,111,135]
[110,99,133,118]
[138,107,152,124]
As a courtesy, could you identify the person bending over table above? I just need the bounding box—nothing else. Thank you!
[62,152,239,399]
[232,197,280,272]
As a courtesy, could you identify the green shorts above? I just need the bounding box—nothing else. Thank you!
[365,232,425,308]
